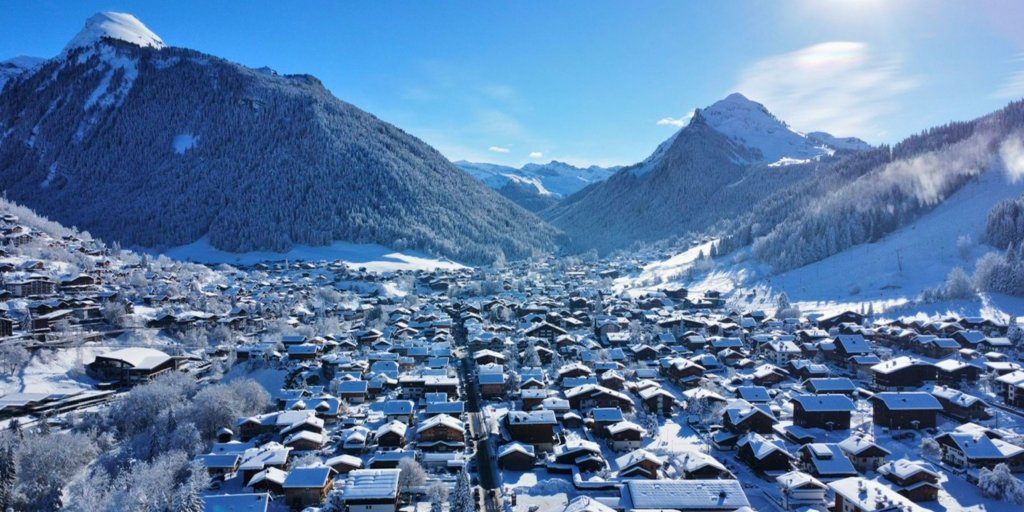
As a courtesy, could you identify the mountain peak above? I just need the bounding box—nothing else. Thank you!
[64,12,165,53]
[700,92,836,165]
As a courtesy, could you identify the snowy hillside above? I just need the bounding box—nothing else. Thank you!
[0,12,558,264]
[545,93,872,253]
[0,56,44,90]
[618,163,1024,318]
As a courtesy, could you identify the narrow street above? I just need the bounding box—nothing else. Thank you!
[457,326,502,512]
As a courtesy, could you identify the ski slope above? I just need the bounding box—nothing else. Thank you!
[162,237,467,272]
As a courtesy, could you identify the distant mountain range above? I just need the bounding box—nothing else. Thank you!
[455,160,619,212]
[0,12,559,264]
[544,93,872,253]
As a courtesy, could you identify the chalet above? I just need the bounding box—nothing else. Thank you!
[338,469,400,512]
[660,357,705,388]
[551,440,606,473]
[797,443,858,480]
[382,400,415,424]
[828,477,927,512]
[928,385,991,420]
[675,450,730,480]
[497,442,536,470]
[838,435,891,471]
[996,370,1024,407]
[375,421,407,448]
[589,408,626,437]
[735,386,771,404]
[416,414,465,451]
[282,466,335,509]
[565,384,633,412]
[615,449,665,479]
[790,394,854,430]
[878,459,941,501]
[934,430,1024,472]
[933,359,980,387]
[804,377,857,395]
[722,400,777,434]
[478,370,506,399]
[831,334,872,363]
[871,357,936,391]
[777,471,828,510]
[247,467,287,494]
[737,433,794,472]
[870,392,942,429]
[324,454,363,475]
[524,321,568,341]
[606,421,645,451]
[86,348,178,386]
[639,386,676,416]
[818,311,865,331]
[505,410,557,450]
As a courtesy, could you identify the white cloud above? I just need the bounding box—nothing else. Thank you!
[734,41,917,138]
[656,111,694,127]
[488,146,510,153]
[529,151,544,159]
[995,54,1024,100]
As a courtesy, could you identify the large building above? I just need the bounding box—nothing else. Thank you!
[86,347,178,385]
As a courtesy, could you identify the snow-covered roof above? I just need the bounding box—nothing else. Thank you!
[872,392,942,411]
[93,347,171,370]
[623,479,750,510]
[341,469,400,501]
[828,477,927,512]
[282,466,332,489]
[791,394,855,412]
[203,493,270,512]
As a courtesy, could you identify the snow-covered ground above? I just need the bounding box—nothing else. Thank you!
[161,236,467,272]
[0,345,103,395]
[617,167,1024,319]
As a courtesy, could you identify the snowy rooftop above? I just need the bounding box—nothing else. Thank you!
[623,479,750,510]
[341,469,400,501]
[93,347,171,370]
[872,392,942,411]
[828,477,927,512]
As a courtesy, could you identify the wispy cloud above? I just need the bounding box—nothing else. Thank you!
[529,151,544,159]
[995,54,1024,100]
[734,41,918,138]
[488,146,511,153]
[656,111,694,127]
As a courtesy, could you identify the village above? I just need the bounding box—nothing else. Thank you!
[1,212,1024,512]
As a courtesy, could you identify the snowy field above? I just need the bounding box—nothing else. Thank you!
[161,236,467,272]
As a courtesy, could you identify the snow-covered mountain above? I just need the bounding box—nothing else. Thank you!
[64,12,166,52]
[700,92,869,165]
[455,160,618,211]
[545,93,871,253]
[0,56,45,90]
[0,12,559,264]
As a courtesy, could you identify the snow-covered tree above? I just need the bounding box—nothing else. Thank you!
[449,469,475,512]
[0,444,15,512]
[172,459,209,512]
[978,463,1024,504]
[397,458,427,502]
[428,482,448,512]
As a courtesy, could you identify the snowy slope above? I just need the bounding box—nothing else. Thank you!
[64,12,165,52]
[163,237,467,272]
[0,56,45,90]
[455,160,617,198]
[619,165,1024,317]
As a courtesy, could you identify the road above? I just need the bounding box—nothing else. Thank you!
[456,326,503,512]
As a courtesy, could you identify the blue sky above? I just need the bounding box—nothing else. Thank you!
[2,1,1024,167]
